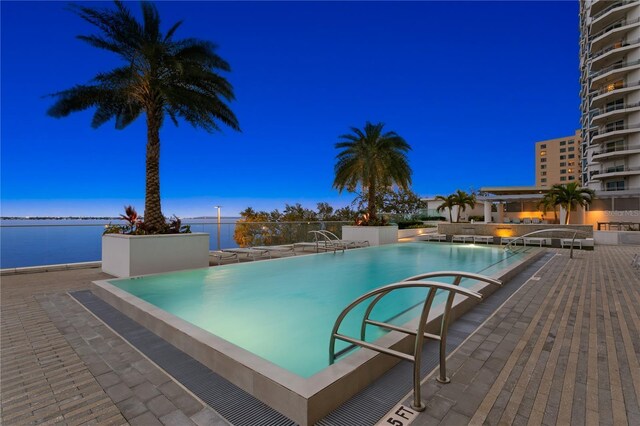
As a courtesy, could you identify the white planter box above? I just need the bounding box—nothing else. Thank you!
[102,233,209,278]
[342,225,398,246]
[397,228,434,239]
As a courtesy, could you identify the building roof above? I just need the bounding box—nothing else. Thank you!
[480,186,550,195]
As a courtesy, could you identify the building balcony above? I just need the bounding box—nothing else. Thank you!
[591,144,640,161]
[590,16,640,49]
[590,81,640,108]
[592,102,640,124]
[591,165,640,180]
[592,123,640,143]
[589,0,613,18]
[590,59,640,87]
[591,38,640,68]
[591,1,638,35]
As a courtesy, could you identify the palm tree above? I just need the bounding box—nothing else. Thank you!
[537,192,558,223]
[435,194,456,223]
[548,182,595,224]
[47,1,240,231]
[451,190,476,222]
[333,122,412,224]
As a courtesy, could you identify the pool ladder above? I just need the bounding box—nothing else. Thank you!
[328,271,502,411]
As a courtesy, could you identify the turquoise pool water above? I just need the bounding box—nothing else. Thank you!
[109,243,523,378]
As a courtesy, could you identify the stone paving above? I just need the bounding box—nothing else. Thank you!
[403,245,640,425]
[1,245,639,425]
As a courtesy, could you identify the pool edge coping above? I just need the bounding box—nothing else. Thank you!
[90,246,546,425]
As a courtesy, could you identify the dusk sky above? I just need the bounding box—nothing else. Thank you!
[1,1,580,217]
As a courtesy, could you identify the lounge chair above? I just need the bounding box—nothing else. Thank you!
[473,235,494,244]
[452,235,474,243]
[523,218,532,224]
[222,247,270,260]
[532,218,541,224]
[209,250,239,265]
[560,238,582,249]
[252,245,297,257]
[418,233,447,242]
[314,230,369,249]
[524,237,547,247]
[503,218,511,223]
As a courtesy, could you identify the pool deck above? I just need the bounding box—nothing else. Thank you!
[1,245,639,425]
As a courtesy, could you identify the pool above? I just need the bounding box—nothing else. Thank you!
[92,242,542,425]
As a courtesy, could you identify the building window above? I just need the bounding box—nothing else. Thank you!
[560,176,567,181]
[560,148,566,153]
[541,158,546,163]
[568,154,575,159]
[541,165,547,169]
[560,155,566,160]
[561,169,567,174]
[568,161,575,166]
[541,171,547,176]
[560,162,566,167]
[568,176,575,180]
[568,139,574,144]
[560,141,566,146]
[606,181,625,191]
[541,178,547,183]
[541,144,546,149]
[540,150,546,156]
[568,146,575,152]
[567,168,574,173]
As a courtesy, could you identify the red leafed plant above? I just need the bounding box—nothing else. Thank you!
[103,206,191,235]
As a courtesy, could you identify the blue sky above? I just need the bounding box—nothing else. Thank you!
[1,1,580,217]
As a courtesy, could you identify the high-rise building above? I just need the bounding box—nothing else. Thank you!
[535,130,582,187]
[580,1,640,195]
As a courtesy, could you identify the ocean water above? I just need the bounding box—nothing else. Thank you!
[0,219,239,268]
[111,243,523,377]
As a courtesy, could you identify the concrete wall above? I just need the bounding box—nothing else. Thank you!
[342,225,398,246]
[594,231,640,245]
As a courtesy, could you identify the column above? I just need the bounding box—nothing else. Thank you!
[484,202,492,223]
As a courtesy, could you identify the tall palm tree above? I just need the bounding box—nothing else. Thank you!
[333,122,412,224]
[537,192,558,223]
[435,194,456,223]
[451,190,476,222]
[47,1,240,231]
[549,182,595,224]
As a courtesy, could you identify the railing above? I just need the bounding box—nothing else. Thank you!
[592,81,640,97]
[590,60,640,78]
[504,228,592,259]
[597,221,640,231]
[329,271,500,411]
[597,165,640,174]
[593,144,640,156]
[0,220,351,269]
[592,38,640,59]
[593,100,640,116]
[590,16,640,41]
[593,123,640,136]
[592,1,634,21]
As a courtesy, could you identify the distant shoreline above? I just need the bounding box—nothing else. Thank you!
[0,216,237,220]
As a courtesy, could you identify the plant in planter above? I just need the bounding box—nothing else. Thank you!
[104,206,191,235]
[333,122,412,226]
[47,1,240,232]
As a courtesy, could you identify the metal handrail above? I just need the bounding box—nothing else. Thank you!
[306,230,345,253]
[503,228,592,259]
[314,229,369,248]
[329,279,483,411]
[592,38,640,59]
[360,271,501,385]
[590,16,640,41]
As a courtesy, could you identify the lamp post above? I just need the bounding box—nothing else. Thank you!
[215,206,222,250]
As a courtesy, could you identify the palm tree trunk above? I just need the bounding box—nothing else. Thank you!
[144,110,164,231]
[448,209,453,223]
[565,205,571,225]
[367,178,377,223]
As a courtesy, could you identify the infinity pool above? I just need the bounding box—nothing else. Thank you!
[110,243,524,377]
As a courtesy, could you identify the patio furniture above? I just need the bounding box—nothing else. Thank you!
[252,245,297,257]
[560,239,582,249]
[523,218,532,224]
[209,250,239,265]
[501,237,522,245]
[452,235,474,243]
[222,247,270,260]
[524,237,547,247]
[532,218,541,224]
[473,235,494,244]
[419,233,447,242]
[314,230,369,249]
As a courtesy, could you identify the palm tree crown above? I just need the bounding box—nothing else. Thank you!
[48,1,240,231]
[333,122,412,224]
[548,182,595,224]
[435,195,456,223]
[451,190,476,222]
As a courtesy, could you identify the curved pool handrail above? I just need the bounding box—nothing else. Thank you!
[359,271,502,384]
[329,280,481,411]
[503,228,591,258]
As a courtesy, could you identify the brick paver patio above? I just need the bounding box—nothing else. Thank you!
[1,245,639,425]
